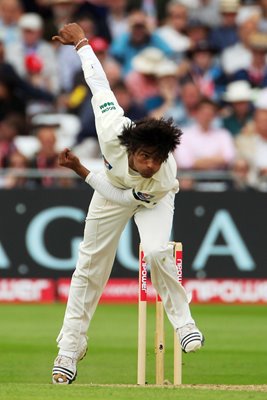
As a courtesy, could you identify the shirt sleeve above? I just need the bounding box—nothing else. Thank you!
[77,45,110,94]
[85,172,142,206]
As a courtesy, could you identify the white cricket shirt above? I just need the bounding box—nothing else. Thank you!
[78,45,179,208]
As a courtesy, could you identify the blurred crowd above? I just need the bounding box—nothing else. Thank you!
[1,0,267,191]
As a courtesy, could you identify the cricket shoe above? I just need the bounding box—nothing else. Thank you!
[52,342,87,385]
[177,323,204,353]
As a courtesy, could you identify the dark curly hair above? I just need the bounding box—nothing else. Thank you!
[118,117,182,162]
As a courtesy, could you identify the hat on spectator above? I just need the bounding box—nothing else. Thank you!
[89,37,109,53]
[18,13,43,31]
[219,0,239,13]
[155,59,177,78]
[254,88,267,109]
[132,47,165,75]
[223,80,252,102]
[236,6,261,26]
[248,32,267,51]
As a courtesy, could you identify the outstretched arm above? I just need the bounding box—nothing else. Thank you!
[52,23,110,94]
[59,149,141,206]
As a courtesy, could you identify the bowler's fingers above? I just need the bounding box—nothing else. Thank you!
[52,35,72,45]
[52,35,64,43]
[58,148,71,165]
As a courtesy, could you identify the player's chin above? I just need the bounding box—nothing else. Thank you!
[140,171,154,178]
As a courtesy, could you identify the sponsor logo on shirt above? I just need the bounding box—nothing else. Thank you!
[102,155,113,170]
[99,101,116,113]
[132,189,154,203]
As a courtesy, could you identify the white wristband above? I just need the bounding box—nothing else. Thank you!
[75,38,88,50]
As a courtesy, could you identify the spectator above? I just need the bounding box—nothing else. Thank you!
[189,0,221,28]
[181,40,225,100]
[235,93,267,189]
[220,7,261,75]
[0,35,54,120]
[3,150,32,189]
[125,47,165,104]
[146,66,201,129]
[106,0,128,40]
[155,1,191,59]
[43,0,78,41]
[146,59,184,123]
[186,19,210,45]
[110,9,172,76]
[222,80,254,136]
[0,0,23,46]
[5,13,60,94]
[178,81,202,127]
[232,31,267,88]
[30,124,59,187]
[0,114,22,168]
[174,98,236,171]
[209,0,240,51]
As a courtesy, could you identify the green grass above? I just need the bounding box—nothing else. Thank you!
[0,303,266,400]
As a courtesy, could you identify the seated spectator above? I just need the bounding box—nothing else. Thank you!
[221,7,260,75]
[179,81,202,127]
[181,40,225,100]
[110,9,172,76]
[106,0,128,40]
[146,69,202,128]
[232,31,267,88]
[235,94,267,189]
[0,0,23,46]
[146,59,185,125]
[222,80,254,136]
[174,98,236,171]
[186,19,210,45]
[42,0,79,41]
[125,47,165,104]
[3,150,32,189]
[30,124,59,187]
[188,0,221,28]
[209,0,240,51]
[0,113,22,168]
[155,1,191,59]
[0,34,54,120]
[5,13,59,95]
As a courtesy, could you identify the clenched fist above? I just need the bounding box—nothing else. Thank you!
[58,148,89,180]
[52,23,86,47]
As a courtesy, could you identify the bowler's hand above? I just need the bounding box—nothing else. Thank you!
[52,23,86,46]
[59,148,90,180]
[59,148,80,170]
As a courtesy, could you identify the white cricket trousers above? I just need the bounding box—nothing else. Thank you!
[57,191,194,352]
